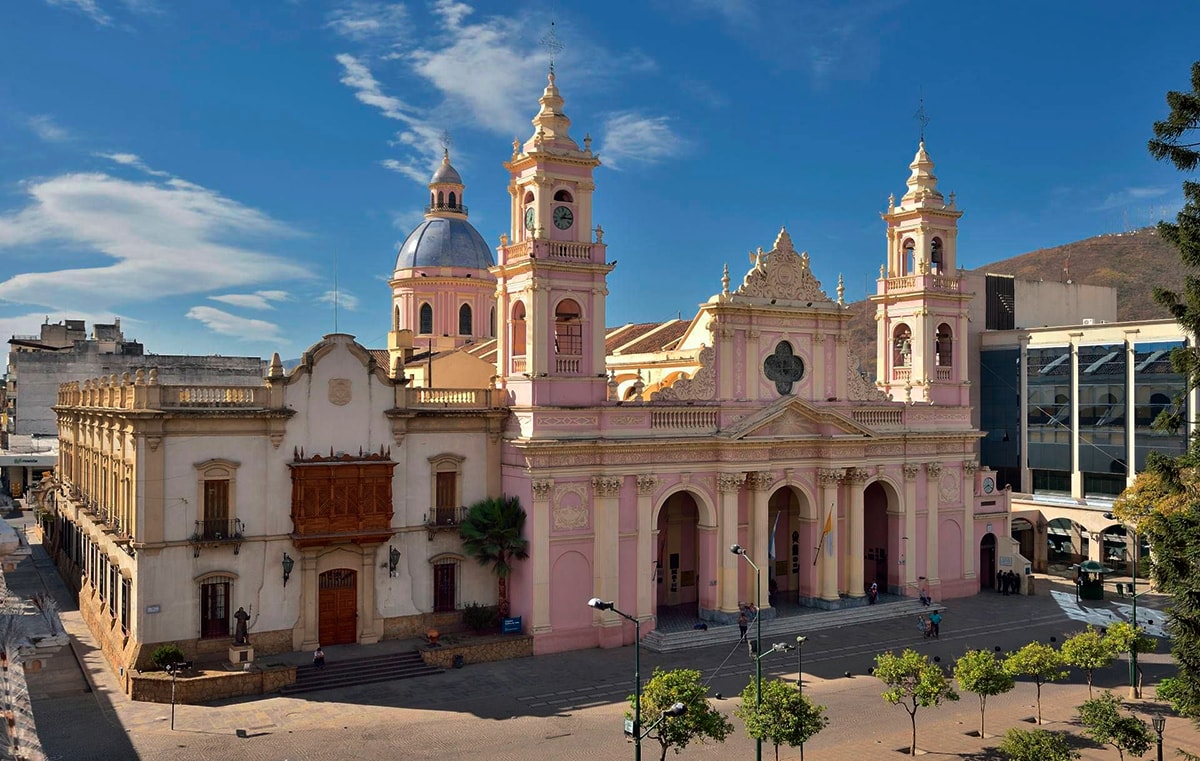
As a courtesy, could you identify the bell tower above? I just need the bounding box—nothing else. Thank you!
[871,142,971,406]
[491,70,612,407]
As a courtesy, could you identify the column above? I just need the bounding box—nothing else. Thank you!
[299,552,319,650]
[1018,335,1031,491]
[845,467,869,598]
[1125,334,1137,484]
[1070,334,1082,498]
[817,469,841,602]
[530,479,553,634]
[717,473,745,614]
[962,461,978,580]
[359,550,380,644]
[924,463,941,587]
[746,471,772,612]
[591,476,622,611]
[903,464,920,591]
[635,475,657,623]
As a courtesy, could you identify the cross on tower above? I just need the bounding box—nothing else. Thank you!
[540,21,564,74]
[440,131,452,152]
[913,97,930,143]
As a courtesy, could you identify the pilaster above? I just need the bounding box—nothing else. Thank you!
[817,469,841,601]
[924,462,941,587]
[717,473,745,613]
[591,475,622,617]
[359,550,381,644]
[746,471,773,612]
[845,467,869,597]
[530,478,553,633]
[299,553,319,650]
[962,461,978,580]
[902,463,920,591]
[635,475,657,623]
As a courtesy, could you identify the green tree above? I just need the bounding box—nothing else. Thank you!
[998,727,1080,761]
[1103,620,1158,695]
[734,678,828,761]
[458,494,529,617]
[954,649,1015,737]
[1003,642,1068,725]
[1077,691,1153,761]
[874,648,959,756]
[636,668,733,761]
[1061,626,1117,697]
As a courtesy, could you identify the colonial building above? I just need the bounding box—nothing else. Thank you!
[41,68,1014,678]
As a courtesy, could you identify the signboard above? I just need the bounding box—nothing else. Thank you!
[502,616,522,634]
[145,604,161,614]
[999,556,1013,567]
[624,718,634,737]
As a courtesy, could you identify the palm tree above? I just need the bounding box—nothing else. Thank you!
[459,495,529,617]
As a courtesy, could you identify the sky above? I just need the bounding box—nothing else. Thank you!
[1,1,1198,359]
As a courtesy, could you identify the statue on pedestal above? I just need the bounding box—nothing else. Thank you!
[233,606,251,645]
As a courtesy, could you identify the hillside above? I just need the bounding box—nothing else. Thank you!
[847,227,1186,377]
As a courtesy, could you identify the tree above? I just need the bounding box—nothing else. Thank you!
[954,649,1015,737]
[637,668,733,761]
[1003,642,1068,725]
[998,727,1080,761]
[735,678,828,761]
[1103,620,1158,694]
[458,494,529,617]
[1061,626,1117,697]
[874,648,959,756]
[1077,691,1153,761]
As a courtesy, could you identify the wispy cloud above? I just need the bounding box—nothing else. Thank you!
[185,306,286,343]
[598,113,689,170]
[96,151,172,177]
[0,166,310,311]
[381,158,428,184]
[1095,185,1173,211]
[44,0,112,25]
[27,115,71,143]
[209,290,291,310]
[391,208,426,233]
[327,1,408,43]
[335,53,414,122]
[317,290,361,311]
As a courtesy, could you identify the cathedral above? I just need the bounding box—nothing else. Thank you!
[41,67,1013,679]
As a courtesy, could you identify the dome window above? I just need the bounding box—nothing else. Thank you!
[449,191,457,208]
[459,304,472,336]
[419,303,433,335]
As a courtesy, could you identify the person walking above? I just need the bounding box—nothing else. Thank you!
[869,581,879,604]
[928,610,942,639]
[313,644,326,670]
[997,569,1004,593]
[737,609,749,640]
[918,614,930,639]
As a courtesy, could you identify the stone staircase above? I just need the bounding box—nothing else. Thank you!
[278,650,443,695]
[641,600,941,653]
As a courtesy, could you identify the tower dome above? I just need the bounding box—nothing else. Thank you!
[395,148,495,271]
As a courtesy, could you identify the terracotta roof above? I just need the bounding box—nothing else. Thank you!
[464,338,498,363]
[618,320,689,355]
[604,323,663,353]
[368,349,390,369]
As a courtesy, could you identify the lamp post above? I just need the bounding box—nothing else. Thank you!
[588,597,642,761]
[1151,715,1165,761]
[1104,512,1140,698]
[795,635,807,695]
[731,543,763,761]
[639,702,687,741]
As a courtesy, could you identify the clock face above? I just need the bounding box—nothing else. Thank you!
[524,207,535,230]
[982,477,995,494]
[553,205,574,230]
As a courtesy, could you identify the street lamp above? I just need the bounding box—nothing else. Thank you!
[1104,511,1141,698]
[1151,715,1165,761]
[731,543,763,761]
[638,702,687,740]
[588,597,643,761]
[796,635,808,695]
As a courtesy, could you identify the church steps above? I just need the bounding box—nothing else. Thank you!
[278,650,443,695]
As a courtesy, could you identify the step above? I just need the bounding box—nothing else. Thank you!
[642,601,942,653]
[278,651,443,695]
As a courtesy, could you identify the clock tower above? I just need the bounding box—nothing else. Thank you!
[491,71,612,407]
[871,142,971,406]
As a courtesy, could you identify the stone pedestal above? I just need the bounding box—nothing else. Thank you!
[228,644,254,666]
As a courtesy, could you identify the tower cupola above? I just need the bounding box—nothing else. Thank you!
[427,149,467,217]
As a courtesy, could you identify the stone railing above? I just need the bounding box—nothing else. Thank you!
[935,367,953,381]
[555,356,581,374]
[546,241,592,261]
[504,240,532,262]
[651,408,719,431]
[57,371,267,411]
[406,387,501,409]
[850,408,905,428]
[512,356,527,374]
[168,386,263,407]
[893,367,911,381]
[882,273,961,293]
[502,239,594,264]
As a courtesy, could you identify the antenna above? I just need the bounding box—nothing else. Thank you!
[540,20,564,74]
[440,130,452,154]
[913,93,930,143]
[333,253,339,334]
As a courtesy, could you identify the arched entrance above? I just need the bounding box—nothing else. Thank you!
[318,568,358,645]
[980,533,997,590]
[767,486,814,607]
[863,482,897,594]
[1047,518,1086,569]
[656,492,701,615]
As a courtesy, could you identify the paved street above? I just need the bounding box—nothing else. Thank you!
[10,514,1197,760]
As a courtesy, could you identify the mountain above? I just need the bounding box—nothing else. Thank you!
[846,226,1186,377]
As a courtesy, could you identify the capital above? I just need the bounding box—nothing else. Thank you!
[591,476,622,497]
[843,467,870,484]
[745,471,774,491]
[636,475,658,496]
[962,460,979,475]
[924,462,942,479]
[817,468,842,486]
[902,463,921,481]
[717,473,746,493]
[531,479,553,500]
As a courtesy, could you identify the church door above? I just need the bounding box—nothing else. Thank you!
[980,534,997,590]
[318,569,358,645]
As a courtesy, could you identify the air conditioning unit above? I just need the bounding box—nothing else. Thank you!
[1081,318,1096,325]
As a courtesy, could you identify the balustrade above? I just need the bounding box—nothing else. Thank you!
[555,357,581,374]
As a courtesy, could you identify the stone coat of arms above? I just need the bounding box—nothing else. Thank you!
[328,378,352,406]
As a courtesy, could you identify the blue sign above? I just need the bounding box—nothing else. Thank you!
[502,616,522,634]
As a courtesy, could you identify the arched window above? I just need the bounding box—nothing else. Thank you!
[449,191,457,208]
[903,239,916,274]
[893,324,913,367]
[523,191,534,204]
[419,303,433,334]
[393,305,400,331]
[935,323,953,366]
[554,189,574,202]
[554,299,582,356]
[458,303,472,335]
[931,237,943,272]
[430,192,435,207]
[489,306,496,338]
[436,190,444,206]
[511,301,527,356]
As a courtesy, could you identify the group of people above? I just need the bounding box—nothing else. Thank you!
[996,569,1022,596]
[917,609,943,639]
[737,602,758,639]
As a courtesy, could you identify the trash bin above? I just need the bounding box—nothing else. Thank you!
[453,654,464,669]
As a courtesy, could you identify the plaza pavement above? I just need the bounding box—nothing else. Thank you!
[9,513,1197,761]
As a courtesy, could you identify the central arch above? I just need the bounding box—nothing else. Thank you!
[862,480,902,595]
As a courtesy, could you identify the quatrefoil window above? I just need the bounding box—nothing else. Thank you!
[763,341,805,395]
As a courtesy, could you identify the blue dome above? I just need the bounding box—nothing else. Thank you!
[395,217,494,271]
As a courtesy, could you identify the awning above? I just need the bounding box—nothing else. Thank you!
[0,454,57,467]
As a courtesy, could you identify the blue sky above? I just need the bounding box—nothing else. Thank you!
[1,1,1197,358]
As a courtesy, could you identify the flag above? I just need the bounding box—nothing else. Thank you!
[768,511,781,561]
[823,507,834,557]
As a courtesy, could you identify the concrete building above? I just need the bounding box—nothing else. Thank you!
[40,69,1016,681]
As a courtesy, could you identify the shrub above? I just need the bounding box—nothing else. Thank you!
[151,644,186,670]
[462,602,499,632]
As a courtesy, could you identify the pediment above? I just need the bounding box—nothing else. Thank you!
[724,397,873,440]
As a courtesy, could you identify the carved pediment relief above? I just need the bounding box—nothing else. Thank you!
[651,345,716,401]
[723,397,872,440]
[732,228,833,306]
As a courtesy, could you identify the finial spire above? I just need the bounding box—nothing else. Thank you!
[540,20,564,75]
[913,94,930,143]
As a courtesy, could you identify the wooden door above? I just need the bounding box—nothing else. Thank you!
[318,569,357,645]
